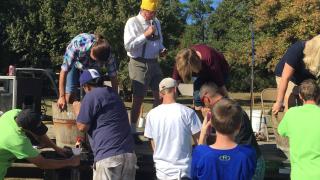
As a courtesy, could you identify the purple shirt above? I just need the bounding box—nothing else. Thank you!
[77,87,134,162]
[173,44,229,87]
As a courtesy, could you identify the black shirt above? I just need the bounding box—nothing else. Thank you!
[235,110,262,158]
[275,41,315,84]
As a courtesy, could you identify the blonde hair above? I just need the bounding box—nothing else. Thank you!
[175,48,202,82]
[303,35,320,77]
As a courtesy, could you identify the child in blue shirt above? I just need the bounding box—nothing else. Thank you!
[191,99,256,180]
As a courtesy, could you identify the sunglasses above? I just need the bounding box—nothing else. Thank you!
[200,92,210,107]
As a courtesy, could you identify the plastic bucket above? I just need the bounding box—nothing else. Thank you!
[52,102,84,147]
[246,110,264,133]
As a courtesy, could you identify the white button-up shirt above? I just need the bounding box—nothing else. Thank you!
[124,13,165,59]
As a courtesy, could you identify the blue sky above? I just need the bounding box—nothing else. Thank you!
[179,0,223,8]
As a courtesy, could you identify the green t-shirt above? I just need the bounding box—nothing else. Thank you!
[0,109,39,179]
[278,104,320,180]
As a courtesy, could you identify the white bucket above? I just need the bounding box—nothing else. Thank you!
[246,110,266,133]
[138,117,145,128]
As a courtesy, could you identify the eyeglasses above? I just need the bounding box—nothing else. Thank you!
[201,92,223,107]
[201,92,211,107]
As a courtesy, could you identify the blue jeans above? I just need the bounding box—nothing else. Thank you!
[65,64,80,94]
[193,78,206,107]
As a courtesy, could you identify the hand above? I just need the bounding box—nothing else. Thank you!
[159,48,167,58]
[201,107,211,120]
[72,101,81,117]
[202,111,212,136]
[272,101,283,114]
[57,96,66,110]
[144,25,156,38]
[199,111,212,145]
[54,146,69,157]
[69,155,81,167]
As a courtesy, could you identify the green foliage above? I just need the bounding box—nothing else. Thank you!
[3,0,67,68]
[157,0,186,77]
[1,0,319,91]
[207,0,276,91]
[253,0,320,70]
[208,0,253,61]
[180,0,213,47]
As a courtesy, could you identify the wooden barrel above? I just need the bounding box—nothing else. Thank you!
[271,112,290,158]
[52,102,84,148]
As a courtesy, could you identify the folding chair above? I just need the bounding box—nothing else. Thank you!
[260,88,278,141]
[177,83,194,97]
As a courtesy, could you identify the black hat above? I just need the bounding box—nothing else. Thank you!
[16,109,48,136]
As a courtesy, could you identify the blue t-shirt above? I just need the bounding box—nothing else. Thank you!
[191,145,256,180]
[77,87,134,162]
[275,41,315,84]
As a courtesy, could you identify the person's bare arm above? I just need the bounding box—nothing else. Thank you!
[28,154,80,169]
[38,134,67,157]
[149,139,155,152]
[272,63,295,114]
[58,69,67,110]
[192,132,200,145]
[72,102,90,132]
[72,101,81,117]
[198,112,212,145]
[110,75,119,93]
[76,122,90,133]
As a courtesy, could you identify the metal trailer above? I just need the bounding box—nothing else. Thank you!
[0,68,58,115]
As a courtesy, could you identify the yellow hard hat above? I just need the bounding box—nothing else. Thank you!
[141,0,158,11]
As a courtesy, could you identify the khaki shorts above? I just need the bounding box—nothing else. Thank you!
[129,58,163,97]
[276,76,301,109]
[275,76,298,98]
[93,153,137,180]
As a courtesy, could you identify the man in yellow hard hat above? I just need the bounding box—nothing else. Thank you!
[124,0,167,144]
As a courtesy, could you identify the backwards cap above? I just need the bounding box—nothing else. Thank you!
[16,109,48,136]
[159,77,177,92]
[79,69,100,86]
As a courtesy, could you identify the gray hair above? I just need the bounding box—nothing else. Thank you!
[199,82,219,99]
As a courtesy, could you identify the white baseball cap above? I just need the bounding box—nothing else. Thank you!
[159,78,177,92]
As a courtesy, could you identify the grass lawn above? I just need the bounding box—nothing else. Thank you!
[43,92,273,119]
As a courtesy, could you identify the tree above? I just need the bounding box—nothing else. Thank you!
[253,0,320,70]
[180,0,214,47]
[3,0,67,69]
[206,0,272,91]
[0,0,21,72]
[157,0,186,77]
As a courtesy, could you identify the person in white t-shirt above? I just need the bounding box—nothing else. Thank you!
[144,77,202,180]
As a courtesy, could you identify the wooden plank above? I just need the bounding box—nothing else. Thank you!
[10,163,37,168]
[5,178,43,180]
